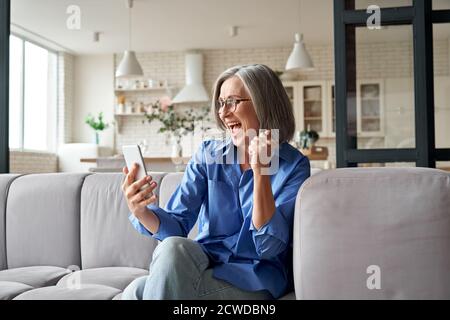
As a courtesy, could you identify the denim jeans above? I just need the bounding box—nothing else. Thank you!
[122,236,273,300]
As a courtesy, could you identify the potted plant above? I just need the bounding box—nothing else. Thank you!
[297,125,319,150]
[85,112,110,145]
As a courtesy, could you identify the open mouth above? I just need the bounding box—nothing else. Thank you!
[227,121,242,135]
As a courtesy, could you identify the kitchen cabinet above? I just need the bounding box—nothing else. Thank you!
[357,80,385,137]
[284,80,384,138]
[283,81,328,137]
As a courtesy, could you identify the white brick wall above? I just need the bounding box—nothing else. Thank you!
[114,39,449,158]
[9,151,58,174]
[58,52,75,145]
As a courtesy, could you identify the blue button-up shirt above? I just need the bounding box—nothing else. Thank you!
[129,137,310,299]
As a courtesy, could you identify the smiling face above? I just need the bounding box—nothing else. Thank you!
[218,76,260,148]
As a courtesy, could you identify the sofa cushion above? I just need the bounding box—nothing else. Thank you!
[158,172,184,208]
[0,266,71,287]
[294,167,450,299]
[158,172,199,239]
[0,174,22,270]
[56,267,148,291]
[14,284,121,300]
[0,281,34,300]
[6,173,90,268]
[80,173,162,269]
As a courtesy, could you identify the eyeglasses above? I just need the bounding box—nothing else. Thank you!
[216,97,251,113]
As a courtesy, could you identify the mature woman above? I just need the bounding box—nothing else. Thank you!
[121,64,310,300]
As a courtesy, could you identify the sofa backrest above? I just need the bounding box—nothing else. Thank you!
[6,173,89,269]
[157,169,322,240]
[293,168,450,299]
[157,172,199,239]
[79,173,164,270]
[0,174,21,270]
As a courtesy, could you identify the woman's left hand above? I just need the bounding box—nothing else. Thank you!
[249,129,274,174]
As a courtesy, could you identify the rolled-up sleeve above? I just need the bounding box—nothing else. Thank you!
[128,142,208,242]
[249,156,310,260]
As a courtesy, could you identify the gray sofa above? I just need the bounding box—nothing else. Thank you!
[0,167,449,300]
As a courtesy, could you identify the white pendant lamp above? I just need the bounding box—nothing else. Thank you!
[285,0,314,72]
[285,33,314,71]
[115,0,143,78]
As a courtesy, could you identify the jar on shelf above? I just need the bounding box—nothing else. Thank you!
[117,104,125,114]
[138,102,146,113]
[116,95,126,114]
[125,102,133,114]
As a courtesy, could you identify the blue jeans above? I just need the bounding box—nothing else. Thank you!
[122,236,273,300]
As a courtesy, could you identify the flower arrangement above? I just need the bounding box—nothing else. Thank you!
[143,96,211,147]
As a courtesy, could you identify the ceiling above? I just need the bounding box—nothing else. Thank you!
[10,0,450,55]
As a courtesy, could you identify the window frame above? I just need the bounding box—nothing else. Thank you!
[8,33,58,153]
[0,0,10,173]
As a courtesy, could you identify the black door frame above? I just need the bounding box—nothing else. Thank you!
[334,0,450,168]
[0,0,10,173]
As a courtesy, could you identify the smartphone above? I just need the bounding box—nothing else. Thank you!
[122,145,152,196]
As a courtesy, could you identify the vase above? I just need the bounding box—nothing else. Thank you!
[171,136,183,158]
[93,131,100,145]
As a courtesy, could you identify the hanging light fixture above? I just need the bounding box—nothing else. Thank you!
[285,0,314,71]
[115,0,143,78]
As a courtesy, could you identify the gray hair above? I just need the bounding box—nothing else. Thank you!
[211,64,296,143]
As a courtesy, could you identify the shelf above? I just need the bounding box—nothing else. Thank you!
[304,117,322,120]
[114,87,172,93]
[303,99,322,103]
[114,113,147,116]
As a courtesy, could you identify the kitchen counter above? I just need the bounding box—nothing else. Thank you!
[80,155,190,172]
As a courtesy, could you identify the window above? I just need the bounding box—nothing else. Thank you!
[9,34,57,152]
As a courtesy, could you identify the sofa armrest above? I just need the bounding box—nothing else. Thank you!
[0,174,23,270]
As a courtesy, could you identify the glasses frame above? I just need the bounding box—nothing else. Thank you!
[216,97,251,113]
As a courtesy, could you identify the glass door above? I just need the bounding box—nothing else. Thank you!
[300,82,327,137]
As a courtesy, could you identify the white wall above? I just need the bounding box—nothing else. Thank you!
[73,54,115,153]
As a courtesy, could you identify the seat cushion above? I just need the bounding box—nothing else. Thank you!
[0,281,33,300]
[0,266,71,287]
[56,267,148,291]
[112,292,122,300]
[80,173,161,269]
[13,284,121,300]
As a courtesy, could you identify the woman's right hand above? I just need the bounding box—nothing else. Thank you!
[121,164,158,218]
